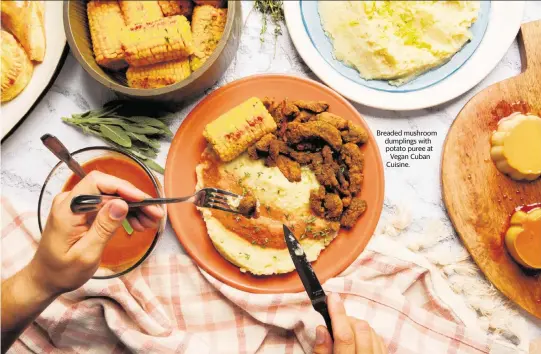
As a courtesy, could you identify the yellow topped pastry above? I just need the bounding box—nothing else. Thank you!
[505,208,541,269]
[1,0,46,62]
[1,30,33,102]
[490,113,541,181]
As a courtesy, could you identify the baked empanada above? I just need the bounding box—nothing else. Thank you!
[1,0,46,62]
[1,30,33,102]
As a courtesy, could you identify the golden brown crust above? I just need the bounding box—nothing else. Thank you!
[293,100,329,113]
[276,155,302,183]
[1,30,33,102]
[248,97,370,229]
[1,0,46,62]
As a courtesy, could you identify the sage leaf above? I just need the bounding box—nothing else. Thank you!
[120,147,148,160]
[135,146,158,159]
[143,159,165,174]
[127,132,161,149]
[120,124,163,135]
[122,219,134,235]
[99,124,132,147]
[123,117,173,136]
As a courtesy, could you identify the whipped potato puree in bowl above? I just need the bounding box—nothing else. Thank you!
[301,0,490,92]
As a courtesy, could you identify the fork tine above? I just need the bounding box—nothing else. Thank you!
[207,197,234,209]
[206,203,240,214]
[208,193,229,203]
[206,187,239,198]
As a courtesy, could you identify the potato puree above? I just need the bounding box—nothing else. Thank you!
[319,1,480,85]
[196,149,339,275]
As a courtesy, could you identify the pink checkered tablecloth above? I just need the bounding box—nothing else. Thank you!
[1,197,506,353]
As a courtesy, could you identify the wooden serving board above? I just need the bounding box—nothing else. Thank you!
[442,20,541,319]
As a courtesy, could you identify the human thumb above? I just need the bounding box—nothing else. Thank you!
[86,199,128,252]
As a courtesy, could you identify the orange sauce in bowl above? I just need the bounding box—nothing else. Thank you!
[63,155,159,271]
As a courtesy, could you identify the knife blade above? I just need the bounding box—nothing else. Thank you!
[283,224,333,340]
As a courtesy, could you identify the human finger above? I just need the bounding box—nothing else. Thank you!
[328,293,355,354]
[68,171,146,201]
[313,325,333,354]
[128,215,144,232]
[68,171,164,221]
[135,211,160,229]
[349,318,374,354]
[73,199,128,257]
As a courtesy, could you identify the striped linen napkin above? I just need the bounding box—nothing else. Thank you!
[1,197,518,354]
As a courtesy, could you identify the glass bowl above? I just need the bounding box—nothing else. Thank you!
[37,146,165,279]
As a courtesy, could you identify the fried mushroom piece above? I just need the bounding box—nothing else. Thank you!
[309,186,326,217]
[321,145,334,164]
[342,121,369,145]
[340,197,367,228]
[312,161,339,188]
[261,96,275,111]
[322,145,339,173]
[269,139,288,161]
[293,110,315,123]
[239,194,259,219]
[293,100,329,113]
[316,112,348,130]
[289,150,315,165]
[265,156,277,168]
[276,155,302,182]
[255,133,276,152]
[285,121,343,151]
[283,100,300,118]
[324,193,343,219]
[247,144,259,160]
[348,172,364,194]
[340,143,364,173]
[341,195,352,208]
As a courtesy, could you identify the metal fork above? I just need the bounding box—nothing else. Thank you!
[70,188,248,216]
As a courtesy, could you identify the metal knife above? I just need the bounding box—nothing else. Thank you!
[283,224,333,340]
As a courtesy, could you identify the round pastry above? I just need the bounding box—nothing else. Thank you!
[490,112,541,181]
[505,207,541,269]
[1,30,33,103]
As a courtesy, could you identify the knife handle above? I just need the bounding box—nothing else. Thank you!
[315,302,334,341]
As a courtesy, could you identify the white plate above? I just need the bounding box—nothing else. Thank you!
[1,1,67,140]
[285,1,525,111]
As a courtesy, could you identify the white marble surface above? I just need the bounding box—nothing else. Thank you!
[2,0,540,347]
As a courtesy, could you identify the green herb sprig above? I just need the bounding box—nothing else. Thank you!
[62,101,173,174]
[254,0,284,44]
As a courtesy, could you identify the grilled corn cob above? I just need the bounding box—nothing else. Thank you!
[122,15,194,67]
[118,0,163,26]
[158,0,193,17]
[203,97,277,162]
[87,0,127,70]
[190,5,227,71]
[126,58,191,88]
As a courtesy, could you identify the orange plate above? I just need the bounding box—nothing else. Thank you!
[164,74,385,293]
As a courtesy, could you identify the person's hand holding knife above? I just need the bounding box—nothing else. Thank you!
[313,293,387,354]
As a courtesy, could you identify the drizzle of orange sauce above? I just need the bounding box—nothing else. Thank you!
[63,156,158,269]
[491,100,531,124]
[199,150,337,249]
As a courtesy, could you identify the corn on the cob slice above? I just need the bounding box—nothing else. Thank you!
[126,58,191,88]
[118,1,163,26]
[203,97,277,162]
[87,0,127,70]
[158,1,193,17]
[121,15,194,67]
[190,5,227,71]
